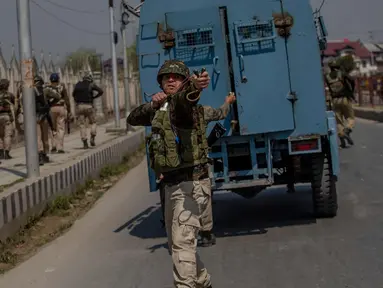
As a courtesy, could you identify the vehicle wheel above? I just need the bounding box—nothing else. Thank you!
[311,151,338,218]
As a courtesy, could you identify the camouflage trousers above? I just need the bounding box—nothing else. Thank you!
[199,182,213,232]
[164,178,212,288]
[50,105,67,150]
[0,114,13,151]
[332,97,355,137]
[76,104,96,141]
[37,118,49,153]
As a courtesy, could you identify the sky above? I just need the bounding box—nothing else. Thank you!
[0,0,382,63]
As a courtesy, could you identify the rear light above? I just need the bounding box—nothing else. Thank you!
[291,139,319,152]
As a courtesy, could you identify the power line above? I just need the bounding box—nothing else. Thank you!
[38,0,107,14]
[31,0,109,36]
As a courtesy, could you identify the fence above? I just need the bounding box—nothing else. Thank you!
[353,76,383,108]
[0,45,142,144]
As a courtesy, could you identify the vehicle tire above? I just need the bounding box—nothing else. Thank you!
[311,150,338,218]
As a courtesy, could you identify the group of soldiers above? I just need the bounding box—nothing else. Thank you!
[127,60,237,288]
[324,58,356,148]
[0,72,104,165]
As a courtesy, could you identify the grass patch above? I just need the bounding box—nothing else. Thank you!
[0,142,146,274]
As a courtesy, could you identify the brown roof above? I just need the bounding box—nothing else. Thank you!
[324,39,371,58]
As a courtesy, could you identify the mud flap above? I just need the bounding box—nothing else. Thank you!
[326,111,339,178]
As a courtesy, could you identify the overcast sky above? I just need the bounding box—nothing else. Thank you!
[0,0,382,63]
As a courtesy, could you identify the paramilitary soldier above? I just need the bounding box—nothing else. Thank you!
[46,73,72,153]
[158,93,236,248]
[33,75,60,165]
[0,79,16,160]
[72,73,104,149]
[127,59,223,288]
[325,59,355,148]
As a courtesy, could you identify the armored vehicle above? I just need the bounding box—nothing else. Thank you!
[136,0,339,217]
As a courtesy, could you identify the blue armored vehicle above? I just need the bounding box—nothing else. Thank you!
[136,0,339,217]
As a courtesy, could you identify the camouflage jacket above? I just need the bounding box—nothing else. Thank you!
[0,90,16,116]
[45,83,71,110]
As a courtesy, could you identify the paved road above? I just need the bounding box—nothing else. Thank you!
[0,119,382,287]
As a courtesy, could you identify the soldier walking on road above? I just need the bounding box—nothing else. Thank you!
[33,75,60,165]
[72,73,103,149]
[0,79,16,160]
[46,73,72,153]
[325,59,356,148]
[127,60,215,288]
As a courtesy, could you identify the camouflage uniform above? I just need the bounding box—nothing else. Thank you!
[72,73,103,149]
[325,60,355,148]
[0,79,15,160]
[127,60,215,288]
[46,73,71,153]
[33,76,61,165]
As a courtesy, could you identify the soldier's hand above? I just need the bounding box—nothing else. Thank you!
[193,71,210,91]
[151,92,167,109]
[225,92,236,104]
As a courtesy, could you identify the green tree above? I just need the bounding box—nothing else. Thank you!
[336,55,356,74]
[64,48,101,74]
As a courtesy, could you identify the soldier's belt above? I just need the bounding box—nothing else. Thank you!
[162,164,209,183]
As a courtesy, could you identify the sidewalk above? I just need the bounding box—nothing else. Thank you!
[0,120,126,190]
[353,106,383,122]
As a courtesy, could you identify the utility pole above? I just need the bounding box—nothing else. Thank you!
[121,24,131,118]
[16,0,40,178]
[120,1,141,118]
[109,0,120,128]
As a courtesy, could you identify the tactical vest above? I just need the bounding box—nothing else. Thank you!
[148,100,209,174]
[0,91,12,113]
[73,81,92,104]
[326,71,346,97]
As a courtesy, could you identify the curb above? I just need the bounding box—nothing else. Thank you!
[354,107,383,122]
[0,128,145,241]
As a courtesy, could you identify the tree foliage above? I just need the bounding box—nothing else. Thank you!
[64,48,101,74]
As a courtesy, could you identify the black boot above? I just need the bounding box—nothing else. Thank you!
[339,137,346,148]
[4,150,12,159]
[344,128,354,146]
[51,147,57,153]
[198,231,216,247]
[83,139,89,149]
[39,152,45,166]
[42,153,50,163]
[90,135,96,147]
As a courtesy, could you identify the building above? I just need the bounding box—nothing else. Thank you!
[322,39,377,76]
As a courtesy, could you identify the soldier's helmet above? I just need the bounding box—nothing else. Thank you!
[157,60,190,85]
[0,79,10,90]
[50,73,60,83]
[83,73,93,83]
[33,75,44,86]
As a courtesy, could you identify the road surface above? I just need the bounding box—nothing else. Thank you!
[0,119,382,287]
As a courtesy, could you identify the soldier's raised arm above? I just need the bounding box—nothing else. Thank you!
[203,92,236,124]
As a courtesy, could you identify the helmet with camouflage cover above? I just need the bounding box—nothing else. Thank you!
[33,75,44,86]
[157,60,190,85]
[0,79,10,90]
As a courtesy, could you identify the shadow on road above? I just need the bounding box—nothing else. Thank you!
[114,185,317,244]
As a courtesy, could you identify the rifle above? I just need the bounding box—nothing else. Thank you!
[66,114,71,134]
